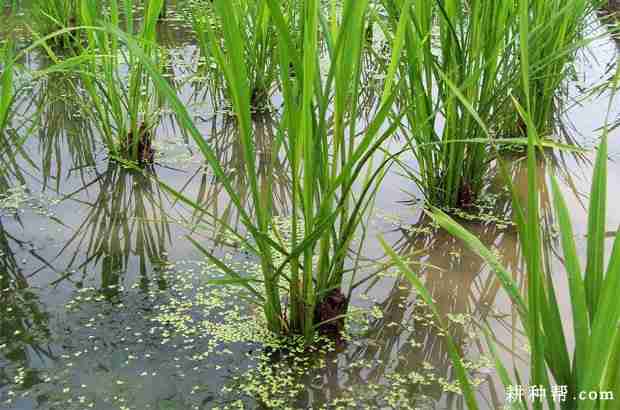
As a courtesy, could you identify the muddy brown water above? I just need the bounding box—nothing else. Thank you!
[1,4,619,410]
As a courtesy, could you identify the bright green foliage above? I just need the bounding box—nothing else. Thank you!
[514,0,602,136]
[0,41,13,136]
[122,0,401,344]
[379,0,603,209]
[31,0,80,47]
[0,40,22,192]
[77,0,164,165]
[410,5,620,405]
[191,0,284,112]
[381,0,518,209]
[430,99,620,410]
[432,138,620,410]
[2,0,617,401]
[0,42,13,191]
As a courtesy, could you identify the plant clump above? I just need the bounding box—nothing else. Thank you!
[31,0,81,49]
[121,122,155,164]
[75,0,164,166]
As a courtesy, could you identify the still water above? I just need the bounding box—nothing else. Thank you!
[1,2,619,409]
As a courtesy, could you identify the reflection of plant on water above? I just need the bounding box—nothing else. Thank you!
[57,163,173,297]
[352,218,520,409]
[154,9,197,50]
[0,70,51,326]
[34,67,97,192]
[176,113,293,248]
[1,42,36,195]
[0,133,25,195]
[289,154,574,409]
[0,222,54,399]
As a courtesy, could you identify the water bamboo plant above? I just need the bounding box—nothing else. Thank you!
[119,0,402,344]
[190,0,284,113]
[512,0,603,136]
[425,10,620,403]
[31,0,80,48]
[76,0,164,165]
[380,0,518,209]
[0,41,12,192]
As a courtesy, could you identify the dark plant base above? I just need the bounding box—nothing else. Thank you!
[601,1,620,20]
[49,32,80,51]
[48,17,81,50]
[456,183,476,209]
[515,116,528,136]
[122,123,155,164]
[288,62,297,78]
[314,288,348,348]
[365,24,374,43]
[261,294,348,363]
[250,88,272,115]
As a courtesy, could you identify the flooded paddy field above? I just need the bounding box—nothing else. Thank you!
[1,1,619,409]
